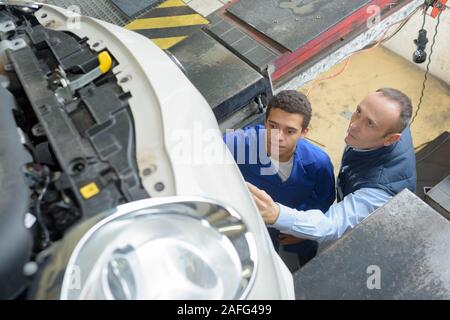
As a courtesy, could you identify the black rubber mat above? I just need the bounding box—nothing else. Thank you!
[111,0,163,18]
[228,0,372,51]
[169,30,267,122]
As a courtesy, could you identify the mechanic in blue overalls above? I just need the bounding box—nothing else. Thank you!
[224,90,335,267]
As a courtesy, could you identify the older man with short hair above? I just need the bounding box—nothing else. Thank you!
[248,88,416,245]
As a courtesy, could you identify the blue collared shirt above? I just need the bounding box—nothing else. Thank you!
[273,187,392,243]
[224,125,336,213]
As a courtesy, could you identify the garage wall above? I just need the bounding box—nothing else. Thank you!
[383,8,450,85]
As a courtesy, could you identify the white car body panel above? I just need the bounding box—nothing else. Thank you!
[35,4,294,299]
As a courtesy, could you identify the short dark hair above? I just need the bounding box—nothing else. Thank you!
[266,90,312,129]
[376,88,412,133]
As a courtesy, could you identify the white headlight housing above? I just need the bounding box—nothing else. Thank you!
[60,197,257,300]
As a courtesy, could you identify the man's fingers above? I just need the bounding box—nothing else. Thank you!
[247,183,265,203]
[246,182,261,196]
[252,194,266,210]
[246,182,279,225]
[246,182,272,202]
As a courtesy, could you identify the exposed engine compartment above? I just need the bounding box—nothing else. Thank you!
[0,4,148,299]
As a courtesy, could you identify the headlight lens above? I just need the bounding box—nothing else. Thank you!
[60,198,257,300]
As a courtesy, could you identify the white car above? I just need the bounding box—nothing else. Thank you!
[0,2,293,299]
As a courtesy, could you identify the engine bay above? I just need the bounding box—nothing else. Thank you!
[0,4,148,298]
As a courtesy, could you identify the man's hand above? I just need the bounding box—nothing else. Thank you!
[246,182,280,225]
[279,234,305,245]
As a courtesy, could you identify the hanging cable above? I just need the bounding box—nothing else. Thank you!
[410,11,442,126]
[304,5,422,97]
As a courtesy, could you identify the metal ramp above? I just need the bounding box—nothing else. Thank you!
[293,190,450,299]
[45,0,165,25]
[45,0,132,25]
[227,0,373,52]
[42,0,422,128]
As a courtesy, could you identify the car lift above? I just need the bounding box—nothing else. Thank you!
[167,0,424,127]
[46,0,428,128]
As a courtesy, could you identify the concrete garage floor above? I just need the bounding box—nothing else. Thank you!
[280,47,450,272]
[182,1,449,163]
[299,46,450,174]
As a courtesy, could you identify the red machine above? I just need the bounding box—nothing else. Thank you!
[430,0,448,17]
[167,0,424,125]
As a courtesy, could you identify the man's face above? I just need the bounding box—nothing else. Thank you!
[264,108,307,161]
[345,92,402,150]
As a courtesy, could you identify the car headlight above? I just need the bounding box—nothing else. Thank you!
[60,197,257,300]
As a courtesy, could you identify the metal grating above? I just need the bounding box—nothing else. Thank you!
[227,0,372,52]
[206,15,277,72]
[111,0,162,19]
[45,0,131,26]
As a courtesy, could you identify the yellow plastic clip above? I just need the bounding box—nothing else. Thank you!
[80,182,100,199]
[98,51,112,74]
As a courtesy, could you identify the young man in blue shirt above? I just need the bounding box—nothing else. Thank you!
[248,88,416,247]
[224,90,335,266]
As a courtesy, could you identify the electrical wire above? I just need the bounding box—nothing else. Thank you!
[35,169,51,247]
[380,6,421,43]
[410,10,442,126]
[305,5,422,97]
[305,137,326,148]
